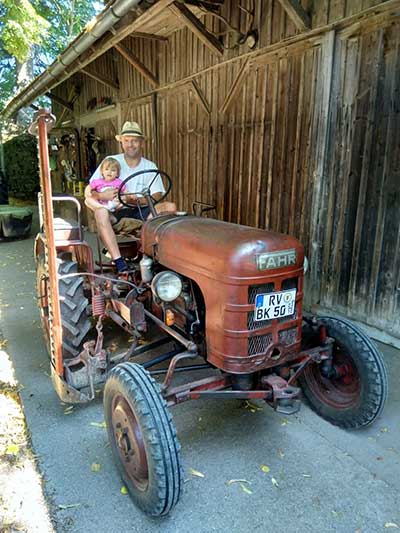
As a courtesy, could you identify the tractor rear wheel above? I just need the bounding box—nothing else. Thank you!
[36,255,92,360]
[299,316,388,429]
[104,363,182,516]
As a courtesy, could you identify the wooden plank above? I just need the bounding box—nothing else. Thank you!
[264,63,278,229]
[331,37,363,309]
[190,79,210,115]
[308,30,335,304]
[276,0,311,30]
[254,67,268,228]
[114,43,159,87]
[220,59,250,114]
[131,31,168,41]
[245,69,258,227]
[288,54,305,236]
[369,39,399,316]
[348,30,385,307]
[169,1,224,57]
[81,68,119,91]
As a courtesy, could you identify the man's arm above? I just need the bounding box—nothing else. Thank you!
[85,184,118,204]
[91,188,118,202]
[122,192,162,206]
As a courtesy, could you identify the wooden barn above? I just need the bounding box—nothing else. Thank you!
[3,0,400,346]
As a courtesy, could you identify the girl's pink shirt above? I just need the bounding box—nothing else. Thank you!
[90,177,126,192]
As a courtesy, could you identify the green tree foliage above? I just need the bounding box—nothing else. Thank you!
[37,1,98,69]
[0,0,100,112]
[0,0,49,63]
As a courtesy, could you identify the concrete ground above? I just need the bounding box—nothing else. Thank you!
[0,209,399,533]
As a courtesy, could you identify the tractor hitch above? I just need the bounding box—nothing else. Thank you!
[261,375,301,415]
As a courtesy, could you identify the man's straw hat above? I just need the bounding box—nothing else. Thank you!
[115,121,144,141]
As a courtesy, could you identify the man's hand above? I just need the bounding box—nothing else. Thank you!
[123,193,140,205]
[119,192,163,206]
[95,188,118,202]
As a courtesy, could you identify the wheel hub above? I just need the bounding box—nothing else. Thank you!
[112,396,149,490]
[305,349,361,409]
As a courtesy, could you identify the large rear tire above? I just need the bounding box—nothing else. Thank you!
[299,316,388,429]
[104,363,182,516]
[36,255,92,359]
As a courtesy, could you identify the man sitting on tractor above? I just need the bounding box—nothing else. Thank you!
[85,121,175,272]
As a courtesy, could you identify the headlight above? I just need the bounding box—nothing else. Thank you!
[303,256,309,273]
[151,271,182,302]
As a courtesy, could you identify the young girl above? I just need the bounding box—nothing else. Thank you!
[85,157,126,213]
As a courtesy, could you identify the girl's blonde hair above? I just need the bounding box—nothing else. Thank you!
[100,157,121,176]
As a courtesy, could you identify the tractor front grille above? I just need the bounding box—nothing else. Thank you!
[247,282,274,330]
[248,333,273,356]
[248,278,299,330]
[247,277,300,355]
[281,277,298,291]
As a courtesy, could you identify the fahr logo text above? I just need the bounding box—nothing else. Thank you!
[256,249,297,270]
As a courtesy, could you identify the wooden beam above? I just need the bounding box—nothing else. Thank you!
[114,43,159,87]
[190,80,210,115]
[276,0,311,30]
[169,1,224,57]
[220,59,250,114]
[81,68,119,91]
[130,31,168,41]
[46,92,73,112]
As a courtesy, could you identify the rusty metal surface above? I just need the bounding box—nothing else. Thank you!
[142,215,304,373]
[31,110,64,377]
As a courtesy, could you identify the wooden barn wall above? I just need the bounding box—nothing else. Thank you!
[52,0,399,340]
[315,20,400,338]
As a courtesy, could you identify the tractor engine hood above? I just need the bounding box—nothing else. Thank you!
[141,215,304,282]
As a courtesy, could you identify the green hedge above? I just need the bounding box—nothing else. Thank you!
[3,134,39,197]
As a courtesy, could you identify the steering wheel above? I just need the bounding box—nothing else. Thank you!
[117,169,172,210]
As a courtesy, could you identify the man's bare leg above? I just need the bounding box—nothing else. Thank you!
[94,208,121,260]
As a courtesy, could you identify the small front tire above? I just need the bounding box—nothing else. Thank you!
[104,363,183,516]
[299,316,388,429]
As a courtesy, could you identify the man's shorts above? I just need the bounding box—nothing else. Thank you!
[114,205,150,222]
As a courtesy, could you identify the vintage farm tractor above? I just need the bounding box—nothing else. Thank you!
[31,110,388,516]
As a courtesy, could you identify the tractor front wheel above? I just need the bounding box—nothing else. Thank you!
[299,317,388,429]
[104,363,182,516]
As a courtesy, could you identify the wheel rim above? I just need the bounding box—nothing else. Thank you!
[303,345,361,409]
[111,395,149,491]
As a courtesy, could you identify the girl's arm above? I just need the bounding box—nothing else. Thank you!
[84,185,105,211]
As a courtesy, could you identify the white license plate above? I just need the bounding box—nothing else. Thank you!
[254,289,296,321]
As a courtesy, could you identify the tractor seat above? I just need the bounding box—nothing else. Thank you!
[53,217,82,241]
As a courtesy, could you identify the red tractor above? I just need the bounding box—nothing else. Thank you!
[31,110,388,516]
